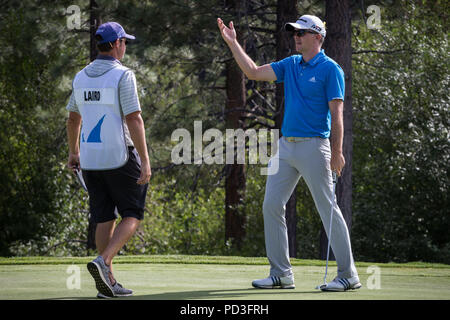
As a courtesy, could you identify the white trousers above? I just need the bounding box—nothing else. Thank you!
[263,136,358,279]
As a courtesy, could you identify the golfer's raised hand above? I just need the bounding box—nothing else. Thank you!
[217,18,236,45]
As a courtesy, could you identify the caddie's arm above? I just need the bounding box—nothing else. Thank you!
[217,18,276,81]
[329,99,345,176]
[66,111,82,172]
[126,111,151,185]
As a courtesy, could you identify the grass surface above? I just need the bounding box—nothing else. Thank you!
[1,255,449,300]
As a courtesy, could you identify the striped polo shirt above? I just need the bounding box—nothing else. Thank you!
[66,55,141,146]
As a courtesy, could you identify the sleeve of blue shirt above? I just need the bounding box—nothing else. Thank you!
[325,63,345,102]
[270,56,294,83]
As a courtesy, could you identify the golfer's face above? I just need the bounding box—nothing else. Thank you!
[293,30,316,53]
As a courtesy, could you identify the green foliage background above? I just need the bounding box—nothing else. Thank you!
[0,0,448,263]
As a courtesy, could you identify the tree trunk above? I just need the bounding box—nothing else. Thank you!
[87,0,101,252]
[224,0,246,249]
[320,0,353,260]
[276,0,298,257]
[89,0,101,62]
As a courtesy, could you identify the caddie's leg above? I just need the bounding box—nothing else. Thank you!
[95,219,116,281]
[262,139,301,277]
[298,138,358,279]
[101,217,140,267]
[100,148,146,269]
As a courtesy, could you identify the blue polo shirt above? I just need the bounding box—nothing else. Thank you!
[270,49,345,138]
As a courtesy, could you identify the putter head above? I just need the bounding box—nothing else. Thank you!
[315,283,327,290]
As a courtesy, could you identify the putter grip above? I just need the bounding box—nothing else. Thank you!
[332,171,337,183]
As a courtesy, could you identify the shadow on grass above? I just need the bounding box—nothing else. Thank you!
[48,288,324,300]
[131,288,322,300]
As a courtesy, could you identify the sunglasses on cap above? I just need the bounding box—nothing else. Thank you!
[292,29,319,37]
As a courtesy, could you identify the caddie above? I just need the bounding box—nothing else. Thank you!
[66,21,151,298]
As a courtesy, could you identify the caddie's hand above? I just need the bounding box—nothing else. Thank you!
[137,162,151,185]
[67,153,80,174]
[217,18,236,45]
[330,152,345,177]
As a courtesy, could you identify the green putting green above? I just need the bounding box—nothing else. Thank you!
[0,255,449,300]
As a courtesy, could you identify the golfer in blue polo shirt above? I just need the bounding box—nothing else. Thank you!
[218,14,361,291]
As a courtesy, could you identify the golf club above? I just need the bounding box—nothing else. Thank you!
[316,171,337,290]
[74,167,87,191]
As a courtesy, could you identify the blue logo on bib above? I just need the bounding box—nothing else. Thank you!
[84,114,106,143]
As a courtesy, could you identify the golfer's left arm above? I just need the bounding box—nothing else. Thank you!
[329,99,345,176]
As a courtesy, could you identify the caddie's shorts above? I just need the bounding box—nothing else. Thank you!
[82,147,148,223]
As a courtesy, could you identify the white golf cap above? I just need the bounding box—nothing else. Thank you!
[285,15,326,37]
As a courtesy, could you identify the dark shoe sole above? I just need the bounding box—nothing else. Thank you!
[87,262,114,298]
[97,292,133,298]
[252,283,296,289]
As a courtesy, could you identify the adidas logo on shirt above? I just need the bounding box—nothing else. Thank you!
[308,76,317,83]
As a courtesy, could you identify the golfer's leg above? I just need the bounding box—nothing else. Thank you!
[300,138,358,279]
[263,157,300,277]
[101,217,140,266]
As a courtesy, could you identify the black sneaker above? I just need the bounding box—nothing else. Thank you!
[87,256,114,298]
[112,282,133,297]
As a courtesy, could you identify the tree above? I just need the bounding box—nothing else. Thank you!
[86,0,102,251]
[0,0,85,256]
[351,0,450,263]
[224,0,247,249]
[275,0,298,257]
[3,0,447,264]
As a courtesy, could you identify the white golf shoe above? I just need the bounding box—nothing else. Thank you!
[252,274,295,289]
[320,276,362,292]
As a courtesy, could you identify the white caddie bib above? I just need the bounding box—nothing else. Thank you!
[73,65,129,170]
